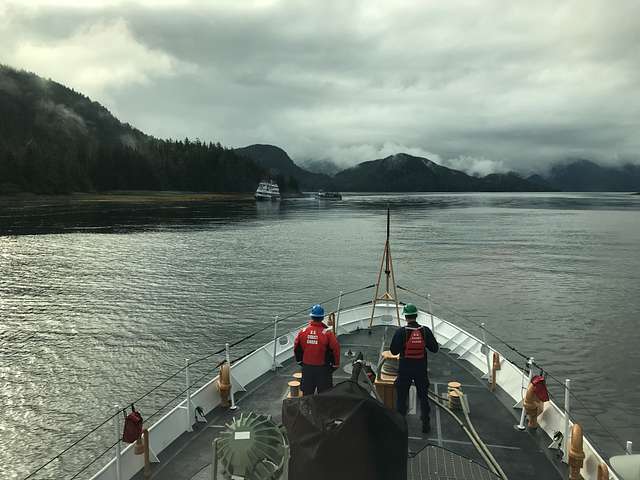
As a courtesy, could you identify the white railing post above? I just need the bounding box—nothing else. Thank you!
[563,379,571,462]
[185,358,193,432]
[226,343,237,410]
[428,293,435,333]
[516,357,534,431]
[627,441,633,455]
[272,315,279,371]
[336,291,343,334]
[113,405,122,480]
[481,323,491,380]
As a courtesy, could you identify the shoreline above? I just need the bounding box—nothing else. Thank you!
[0,191,256,204]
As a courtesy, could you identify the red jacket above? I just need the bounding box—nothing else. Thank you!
[294,321,340,367]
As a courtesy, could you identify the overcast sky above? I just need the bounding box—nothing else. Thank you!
[1,0,639,174]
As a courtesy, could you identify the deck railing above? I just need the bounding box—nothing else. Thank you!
[19,285,375,480]
[20,283,632,480]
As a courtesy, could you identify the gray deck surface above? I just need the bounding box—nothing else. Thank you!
[408,445,499,480]
[133,326,567,480]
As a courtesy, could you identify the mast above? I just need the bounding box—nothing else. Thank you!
[369,207,402,328]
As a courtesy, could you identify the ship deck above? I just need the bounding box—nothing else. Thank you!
[133,325,567,480]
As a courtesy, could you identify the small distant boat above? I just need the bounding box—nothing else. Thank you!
[315,190,342,200]
[255,180,281,201]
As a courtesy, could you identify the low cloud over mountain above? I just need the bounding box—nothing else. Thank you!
[2,0,639,175]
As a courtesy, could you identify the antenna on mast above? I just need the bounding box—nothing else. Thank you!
[369,206,401,329]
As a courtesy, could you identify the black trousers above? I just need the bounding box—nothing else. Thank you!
[395,361,430,422]
[301,364,333,395]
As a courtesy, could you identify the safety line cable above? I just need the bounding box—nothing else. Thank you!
[21,283,375,480]
[186,283,376,367]
[66,352,250,480]
[144,358,227,425]
[543,377,628,452]
[68,439,120,480]
[398,284,629,453]
[397,284,531,362]
[21,411,121,480]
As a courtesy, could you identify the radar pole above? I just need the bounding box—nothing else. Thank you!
[369,207,401,328]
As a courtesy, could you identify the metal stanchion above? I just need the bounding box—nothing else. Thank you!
[481,323,491,381]
[185,358,193,432]
[428,293,435,333]
[562,379,571,462]
[516,358,534,431]
[226,343,237,410]
[114,405,122,480]
[272,315,279,371]
[336,291,343,334]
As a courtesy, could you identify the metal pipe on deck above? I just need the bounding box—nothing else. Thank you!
[113,404,122,480]
[225,343,237,410]
[563,379,571,463]
[516,358,534,431]
[185,358,193,432]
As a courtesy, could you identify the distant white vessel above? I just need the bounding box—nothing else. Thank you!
[315,189,342,200]
[255,180,281,201]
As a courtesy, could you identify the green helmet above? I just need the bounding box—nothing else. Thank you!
[403,303,418,316]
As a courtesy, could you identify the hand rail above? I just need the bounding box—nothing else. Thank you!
[397,283,630,455]
[20,284,375,480]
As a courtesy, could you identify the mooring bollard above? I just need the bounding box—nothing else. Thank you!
[114,404,122,480]
[569,423,585,480]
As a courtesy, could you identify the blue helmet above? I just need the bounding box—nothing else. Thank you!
[310,304,325,319]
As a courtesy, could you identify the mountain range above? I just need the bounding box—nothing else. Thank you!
[233,146,552,192]
[535,159,640,192]
[1,64,638,195]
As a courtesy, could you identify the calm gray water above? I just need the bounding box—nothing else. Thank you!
[1,192,639,479]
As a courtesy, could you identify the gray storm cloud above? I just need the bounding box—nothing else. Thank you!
[1,0,639,174]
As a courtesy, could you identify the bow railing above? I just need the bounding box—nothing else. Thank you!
[20,284,375,480]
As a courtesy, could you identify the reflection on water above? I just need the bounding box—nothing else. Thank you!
[1,192,639,478]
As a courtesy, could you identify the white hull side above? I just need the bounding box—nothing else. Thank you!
[90,303,619,480]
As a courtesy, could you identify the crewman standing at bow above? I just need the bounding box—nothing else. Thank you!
[294,304,341,395]
[390,303,439,433]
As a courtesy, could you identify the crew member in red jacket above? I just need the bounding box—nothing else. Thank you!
[294,304,341,395]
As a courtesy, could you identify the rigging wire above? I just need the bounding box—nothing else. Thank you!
[21,411,121,480]
[398,284,629,452]
[21,284,375,480]
[397,284,531,361]
[68,440,120,480]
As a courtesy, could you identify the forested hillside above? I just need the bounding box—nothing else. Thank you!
[0,65,269,194]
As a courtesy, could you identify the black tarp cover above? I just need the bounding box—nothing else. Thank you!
[282,380,408,480]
